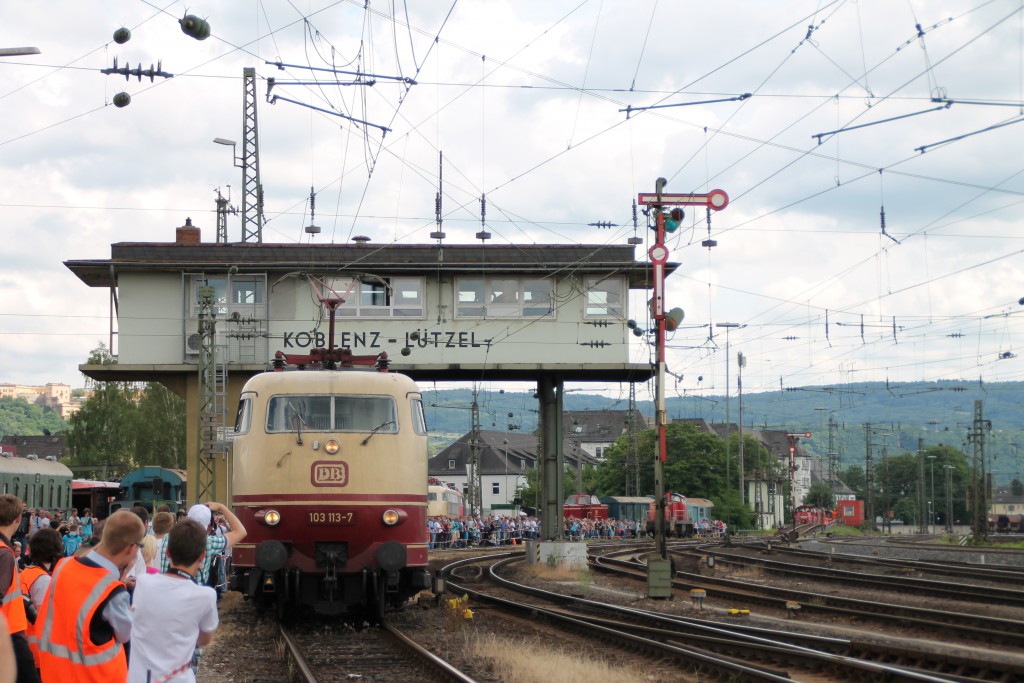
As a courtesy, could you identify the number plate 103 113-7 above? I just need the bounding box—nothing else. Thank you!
[307,510,357,525]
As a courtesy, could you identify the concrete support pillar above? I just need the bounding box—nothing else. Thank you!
[538,376,564,540]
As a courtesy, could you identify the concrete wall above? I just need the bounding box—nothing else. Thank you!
[117,272,184,364]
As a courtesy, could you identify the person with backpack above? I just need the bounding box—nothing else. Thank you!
[61,524,83,557]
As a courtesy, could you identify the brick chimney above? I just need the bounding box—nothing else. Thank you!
[176,218,201,244]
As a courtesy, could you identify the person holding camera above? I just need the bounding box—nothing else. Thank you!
[180,501,243,589]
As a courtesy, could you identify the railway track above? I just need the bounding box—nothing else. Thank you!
[633,547,1024,647]
[279,622,479,683]
[442,553,1013,682]
[688,543,1024,607]
[591,548,1024,679]
[777,540,1024,582]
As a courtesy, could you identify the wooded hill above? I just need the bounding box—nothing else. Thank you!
[5,378,1020,484]
[422,380,1024,484]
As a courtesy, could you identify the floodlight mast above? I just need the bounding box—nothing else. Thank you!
[638,180,729,562]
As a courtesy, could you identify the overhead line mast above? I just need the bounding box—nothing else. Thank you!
[241,67,264,244]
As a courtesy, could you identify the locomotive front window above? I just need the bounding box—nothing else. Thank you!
[266,395,397,433]
[335,396,396,432]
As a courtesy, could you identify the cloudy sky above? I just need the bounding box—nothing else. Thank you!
[2,1,1022,407]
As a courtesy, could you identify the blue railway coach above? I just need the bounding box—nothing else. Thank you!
[599,496,653,523]
[110,466,187,513]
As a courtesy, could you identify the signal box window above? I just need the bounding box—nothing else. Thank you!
[492,482,500,495]
[331,277,424,318]
[457,279,486,317]
[522,279,553,316]
[188,276,228,317]
[187,274,266,318]
[360,281,387,308]
[392,278,424,317]
[448,459,456,469]
[584,276,623,318]
[490,279,519,306]
[456,276,555,319]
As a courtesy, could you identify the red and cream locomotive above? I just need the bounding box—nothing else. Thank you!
[229,287,432,619]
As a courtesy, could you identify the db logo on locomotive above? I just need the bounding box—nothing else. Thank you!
[312,461,348,487]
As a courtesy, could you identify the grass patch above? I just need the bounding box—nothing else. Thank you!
[467,633,665,682]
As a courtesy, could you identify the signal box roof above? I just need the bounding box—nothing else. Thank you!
[65,242,674,289]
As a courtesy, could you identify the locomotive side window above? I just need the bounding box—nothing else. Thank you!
[234,398,252,434]
[410,397,428,435]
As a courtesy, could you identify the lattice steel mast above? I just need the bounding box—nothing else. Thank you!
[241,67,264,243]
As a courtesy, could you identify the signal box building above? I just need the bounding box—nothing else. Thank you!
[66,222,662,517]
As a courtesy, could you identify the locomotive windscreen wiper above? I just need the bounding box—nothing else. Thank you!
[361,420,395,446]
[290,409,308,445]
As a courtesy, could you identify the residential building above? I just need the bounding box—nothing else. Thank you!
[564,409,648,461]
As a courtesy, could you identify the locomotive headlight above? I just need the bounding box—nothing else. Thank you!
[324,439,340,455]
[260,509,281,526]
[382,509,400,526]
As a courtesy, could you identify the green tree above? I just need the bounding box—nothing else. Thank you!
[892,496,919,526]
[840,465,866,498]
[0,397,66,436]
[1012,478,1023,497]
[65,379,139,478]
[134,383,186,469]
[63,344,186,478]
[589,423,780,529]
[804,480,834,508]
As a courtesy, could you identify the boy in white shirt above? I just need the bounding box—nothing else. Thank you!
[127,520,219,683]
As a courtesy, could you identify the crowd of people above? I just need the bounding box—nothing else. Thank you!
[427,514,730,548]
[427,514,540,548]
[0,494,246,683]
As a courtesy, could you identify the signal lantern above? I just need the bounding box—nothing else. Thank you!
[180,14,211,40]
[664,207,684,232]
[665,307,684,331]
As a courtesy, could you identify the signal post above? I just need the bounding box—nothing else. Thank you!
[638,180,728,597]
